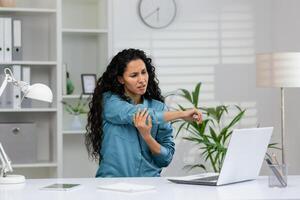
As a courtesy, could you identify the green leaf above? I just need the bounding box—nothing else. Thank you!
[171,119,183,125]
[268,143,281,150]
[183,164,207,172]
[215,105,229,124]
[217,128,227,144]
[209,127,219,142]
[192,82,201,108]
[223,130,232,144]
[178,89,192,103]
[183,137,203,144]
[224,109,246,131]
[177,104,186,111]
[175,121,188,138]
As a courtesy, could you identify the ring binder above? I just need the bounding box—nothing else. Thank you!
[12,19,22,60]
[4,18,12,62]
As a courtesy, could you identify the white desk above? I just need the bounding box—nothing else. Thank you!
[1,176,300,200]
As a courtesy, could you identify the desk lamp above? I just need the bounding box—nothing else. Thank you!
[0,68,53,104]
[0,142,25,184]
[0,67,53,184]
[256,52,300,165]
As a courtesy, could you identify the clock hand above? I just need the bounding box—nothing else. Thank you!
[157,7,160,22]
[144,7,159,20]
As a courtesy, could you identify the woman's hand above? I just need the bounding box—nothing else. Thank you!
[182,108,202,124]
[133,108,152,139]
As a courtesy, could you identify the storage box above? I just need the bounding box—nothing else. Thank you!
[0,122,37,164]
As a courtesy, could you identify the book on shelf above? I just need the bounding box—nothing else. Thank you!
[12,18,22,61]
[3,17,12,62]
[12,65,21,109]
[0,16,23,62]
[21,66,31,108]
[0,18,4,62]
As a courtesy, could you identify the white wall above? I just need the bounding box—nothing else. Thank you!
[270,0,300,175]
[110,0,300,176]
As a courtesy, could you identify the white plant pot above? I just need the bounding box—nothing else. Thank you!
[70,115,82,130]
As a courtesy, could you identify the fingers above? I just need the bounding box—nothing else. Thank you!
[134,108,148,125]
[141,108,147,117]
[147,114,152,127]
[141,110,148,122]
[199,111,203,122]
[133,108,140,125]
[133,108,152,135]
[193,108,202,124]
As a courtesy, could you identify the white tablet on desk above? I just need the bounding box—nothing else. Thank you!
[97,182,156,193]
[41,183,81,191]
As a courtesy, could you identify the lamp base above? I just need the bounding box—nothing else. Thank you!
[0,175,25,184]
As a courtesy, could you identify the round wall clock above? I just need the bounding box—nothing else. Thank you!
[138,0,177,29]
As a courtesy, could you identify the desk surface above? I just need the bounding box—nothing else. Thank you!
[1,176,300,200]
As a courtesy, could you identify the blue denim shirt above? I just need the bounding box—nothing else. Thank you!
[96,92,175,177]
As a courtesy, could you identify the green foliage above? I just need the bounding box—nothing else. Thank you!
[169,82,246,172]
[61,94,91,115]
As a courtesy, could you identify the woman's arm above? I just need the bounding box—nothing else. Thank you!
[134,108,175,167]
[103,93,165,125]
[164,108,202,124]
[133,109,161,154]
[103,93,202,125]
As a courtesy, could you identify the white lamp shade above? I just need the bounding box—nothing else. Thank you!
[256,52,300,87]
[25,83,53,103]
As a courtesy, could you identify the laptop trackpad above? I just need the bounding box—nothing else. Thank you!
[168,173,219,181]
[194,175,219,182]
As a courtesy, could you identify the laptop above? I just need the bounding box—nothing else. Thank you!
[168,127,273,186]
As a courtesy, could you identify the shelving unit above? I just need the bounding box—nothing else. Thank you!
[0,0,111,179]
[0,61,57,65]
[0,108,57,112]
[63,130,86,135]
[13,162,58,168]
[62,28,108,35]
[0,7,56,14]
[62,94,90,99]
[60,0,111,178]
[0,0,58,179]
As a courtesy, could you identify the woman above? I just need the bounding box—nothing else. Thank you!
[85,48,202,177]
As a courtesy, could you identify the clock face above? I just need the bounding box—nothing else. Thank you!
[138,0,177,29]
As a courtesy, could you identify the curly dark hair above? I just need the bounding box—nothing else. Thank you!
[85,48,164,161]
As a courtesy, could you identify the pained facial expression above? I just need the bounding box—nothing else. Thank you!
[118,59,149,97]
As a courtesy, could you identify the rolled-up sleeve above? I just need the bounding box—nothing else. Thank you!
[152,106,175,168]
[103,92,166,125]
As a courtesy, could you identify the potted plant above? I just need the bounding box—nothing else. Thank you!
[167,82,278,172]
[61,94,91,130]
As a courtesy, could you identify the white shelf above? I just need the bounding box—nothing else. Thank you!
[0,7,56,15]
[62,94,91,99]
[12,162,58,168]
[0,108,57,112]
[63,130,86,135]
[0,0,111,179]
[62,28,108,35]
[0,61,57,66]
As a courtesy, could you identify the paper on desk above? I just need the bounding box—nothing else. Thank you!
[97,182,156,193]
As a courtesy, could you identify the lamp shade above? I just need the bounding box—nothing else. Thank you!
[256,52,300,87]
[25,83,53,103]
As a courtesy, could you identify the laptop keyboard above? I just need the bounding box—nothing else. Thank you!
[195,175,219,182]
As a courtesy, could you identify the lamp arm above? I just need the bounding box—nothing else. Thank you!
[0,143,13,177]
[1,68,29,98]
[0,68,17,97]
[0,75,8,97]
